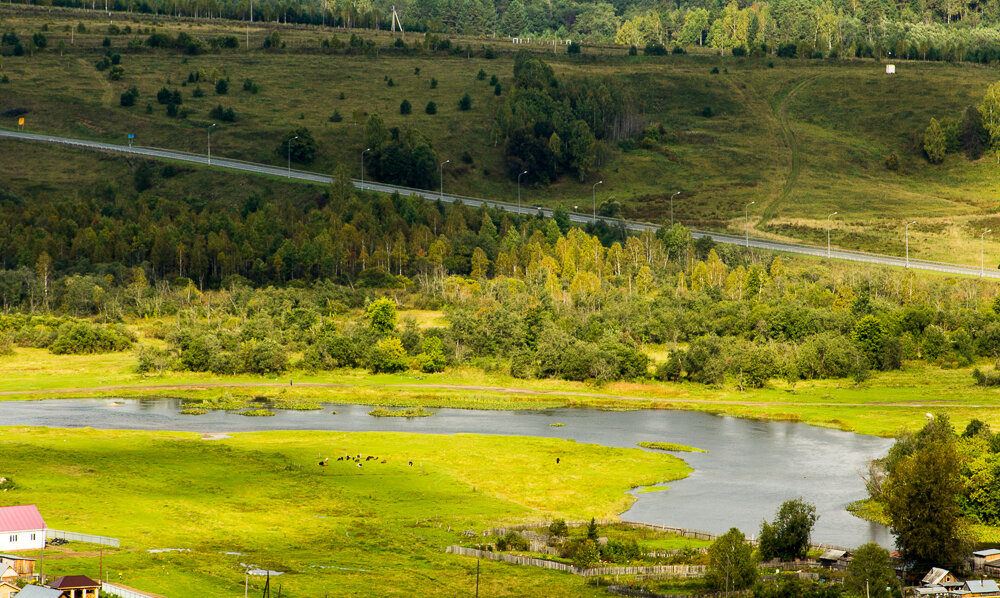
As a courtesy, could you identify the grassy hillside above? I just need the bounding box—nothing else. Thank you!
[4,9,1000,266]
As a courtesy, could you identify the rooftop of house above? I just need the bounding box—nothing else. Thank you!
[0,505,45,534]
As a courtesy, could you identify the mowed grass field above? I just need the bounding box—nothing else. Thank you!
[5,10,1000,263]
[0,426,691,597]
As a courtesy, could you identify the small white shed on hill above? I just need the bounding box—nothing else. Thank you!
[886,64,896,74]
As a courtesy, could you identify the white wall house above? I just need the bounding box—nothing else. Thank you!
[0,505,46,552]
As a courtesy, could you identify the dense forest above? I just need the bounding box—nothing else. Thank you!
[3,156,1000,387]
[9,0,1000,62]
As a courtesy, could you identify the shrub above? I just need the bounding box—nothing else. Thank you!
[215,78,228,94]
[430,77,438,89]
[489,74,498,85]
[238,338,288,374]
[262,30,281,49]
[484,46,495,59]
[192,86,204,98]
[973,368,1000,387]
[108,65,124,81]
[277,127,317,164]
[672,46,686,54]
[494,83,502,96]
[156,87,173,104]
[135,345,170,374]
[120,87,139,107]
[414,336,446,373]
[242,78,259,93]
[702,106,714,118]
[368,337,408,373]
[50,322,135,355]
[209,104,237,122]
[102,36,111,47]
[496,531,529,551]
[573,539,599,568]
[458,93,472,111]
[628,45,638,56]
[644,42,667,55]
[399,99,411,115]
[548,519,569,537]
[476,68,487,80]
[166,102,178,117]
[567,41,581,54]
[329,110,343,122]
[732,45,747,56]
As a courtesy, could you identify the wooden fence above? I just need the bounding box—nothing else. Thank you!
[445,546,706,578]
[489,520,851,553]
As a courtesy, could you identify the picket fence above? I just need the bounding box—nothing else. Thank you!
[445,546,706,578]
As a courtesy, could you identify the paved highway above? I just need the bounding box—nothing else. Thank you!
[3,128,998,279]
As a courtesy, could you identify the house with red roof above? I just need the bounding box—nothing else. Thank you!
[48,575,100,598]
[0,505,46,552]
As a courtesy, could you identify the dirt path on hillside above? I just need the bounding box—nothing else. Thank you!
[0,381,987,409]
[760,75,821,222]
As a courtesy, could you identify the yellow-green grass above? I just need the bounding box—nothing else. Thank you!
[0,426,689,596]
[7,10,1000,262]
[637,442,707,453]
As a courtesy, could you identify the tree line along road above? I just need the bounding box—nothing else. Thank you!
[2,127,997,280]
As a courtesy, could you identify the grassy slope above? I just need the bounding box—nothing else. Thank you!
[0,426,690,597]
[5,10,1000,264]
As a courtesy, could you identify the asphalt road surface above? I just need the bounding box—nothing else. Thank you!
[3,128,997,279]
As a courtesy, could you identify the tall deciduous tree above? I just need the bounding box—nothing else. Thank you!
[923,117,947,164]
[706,528,758,592]
[883,433,969,572]
[846,543,895,598]
[758,498,818,561]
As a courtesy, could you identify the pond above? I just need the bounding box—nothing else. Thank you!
[0,399,893,548]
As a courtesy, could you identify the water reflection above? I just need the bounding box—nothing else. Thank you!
[0,399,893,548]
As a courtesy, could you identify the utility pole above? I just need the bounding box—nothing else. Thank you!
[475,558,480,597]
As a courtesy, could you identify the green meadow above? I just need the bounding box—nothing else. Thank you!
[0,426,691,597]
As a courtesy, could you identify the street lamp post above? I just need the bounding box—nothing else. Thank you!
[517,170,528,211]
[905,221,917,269]
[361,148,371,189]
[207,123,216,165]
[440,159,450,201]
[287,135,298,178]
[592,180,603,220]
[827,211,838,259]
[744,201,755,248]
[671,191,680,226]
[983,229,993,278]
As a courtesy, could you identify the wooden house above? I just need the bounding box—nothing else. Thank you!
[48,575,100,598]
[818,549,852,569]
[975,549,1000,571]
[922,567,958,586]
[0,506,46,552]
[964,579,1000,597]
[0,566,15,585]
[0,581,18,598]
[0,553,35,578]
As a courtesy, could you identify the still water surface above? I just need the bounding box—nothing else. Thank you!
[0,399,893,548]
